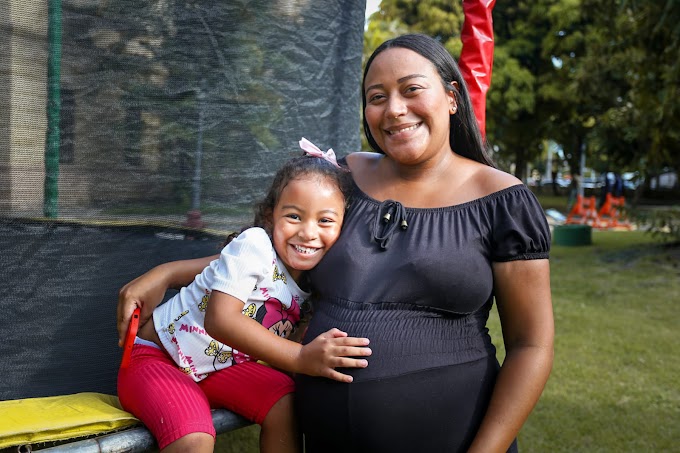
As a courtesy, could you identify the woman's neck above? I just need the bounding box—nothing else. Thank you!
[354,151,476,208]
[383,150,456,183]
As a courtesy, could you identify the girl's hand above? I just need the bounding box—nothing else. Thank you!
[117,272,166,347]
[297,328,371,383]
[116,255,218,346]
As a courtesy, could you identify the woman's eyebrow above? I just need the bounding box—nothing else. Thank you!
[365,74,427,93]
[397,73,427,83]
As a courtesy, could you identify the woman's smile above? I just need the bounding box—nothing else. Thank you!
[385,122,422,136]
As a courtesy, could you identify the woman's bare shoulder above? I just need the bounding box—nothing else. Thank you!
[470,161,524,194]
[345,151,381,171]
[346,151,379,160]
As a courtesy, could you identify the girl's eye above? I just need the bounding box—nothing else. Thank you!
[405,86,422,94]
[319,217,335,224]
[286,214,301,220]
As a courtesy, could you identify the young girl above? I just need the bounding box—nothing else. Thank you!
[117,139,372,453]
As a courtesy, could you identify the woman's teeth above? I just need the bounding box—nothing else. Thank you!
[388,124,419,135]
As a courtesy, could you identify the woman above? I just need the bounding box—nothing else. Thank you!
[118,34,553,453]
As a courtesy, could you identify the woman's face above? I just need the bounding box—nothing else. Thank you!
[364,47,455,165]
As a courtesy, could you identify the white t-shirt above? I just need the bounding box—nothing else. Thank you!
[153,227,309,382]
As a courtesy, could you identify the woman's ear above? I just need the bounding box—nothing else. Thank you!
[448,81,458,114]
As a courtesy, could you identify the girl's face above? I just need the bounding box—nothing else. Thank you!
[271,175,345,282]
[363,47,455,165]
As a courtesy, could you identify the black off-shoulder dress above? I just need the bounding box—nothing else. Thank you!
[295,182,551,453]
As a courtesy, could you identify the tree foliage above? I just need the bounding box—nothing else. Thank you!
[366,0,464,55]
[365,0,680,182]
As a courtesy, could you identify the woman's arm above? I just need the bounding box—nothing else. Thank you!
[116,255,218,346]
[204,290,371,383]
[468,258,554,453]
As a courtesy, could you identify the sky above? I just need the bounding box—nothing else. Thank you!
[365,0,381,19]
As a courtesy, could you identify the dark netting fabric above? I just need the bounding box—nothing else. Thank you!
[0,0,366,400]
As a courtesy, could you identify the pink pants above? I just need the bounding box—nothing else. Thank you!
[117,344,295,449]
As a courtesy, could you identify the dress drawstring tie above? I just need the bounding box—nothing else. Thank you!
[372,200,408,250]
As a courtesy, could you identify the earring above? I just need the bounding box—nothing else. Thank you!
[450,105,457,114]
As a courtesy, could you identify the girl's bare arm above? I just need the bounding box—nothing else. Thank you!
[204,290,371,383]
[117,255,218,346]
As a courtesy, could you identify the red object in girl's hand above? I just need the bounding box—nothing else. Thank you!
[120,307,141,369]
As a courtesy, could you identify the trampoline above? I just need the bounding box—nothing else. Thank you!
[1,0,365,402]
[1,1,366,448]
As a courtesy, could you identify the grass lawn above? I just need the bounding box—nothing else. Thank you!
[506,231,680,452]
[215,230,680,453]
[534,192,572,212]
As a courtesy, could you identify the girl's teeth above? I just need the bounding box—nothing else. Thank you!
[294,245,317,254]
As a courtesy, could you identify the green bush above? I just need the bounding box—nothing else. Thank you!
[628,207,680,243]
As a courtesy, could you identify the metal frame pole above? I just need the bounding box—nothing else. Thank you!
[44,0,62,218]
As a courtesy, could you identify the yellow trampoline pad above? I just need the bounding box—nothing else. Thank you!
[0,392,139,449]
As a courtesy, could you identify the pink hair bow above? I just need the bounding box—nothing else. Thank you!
[299,137,341,169]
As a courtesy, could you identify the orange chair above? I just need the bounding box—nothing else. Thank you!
[598,193,632,229]
[566,195,605,228]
